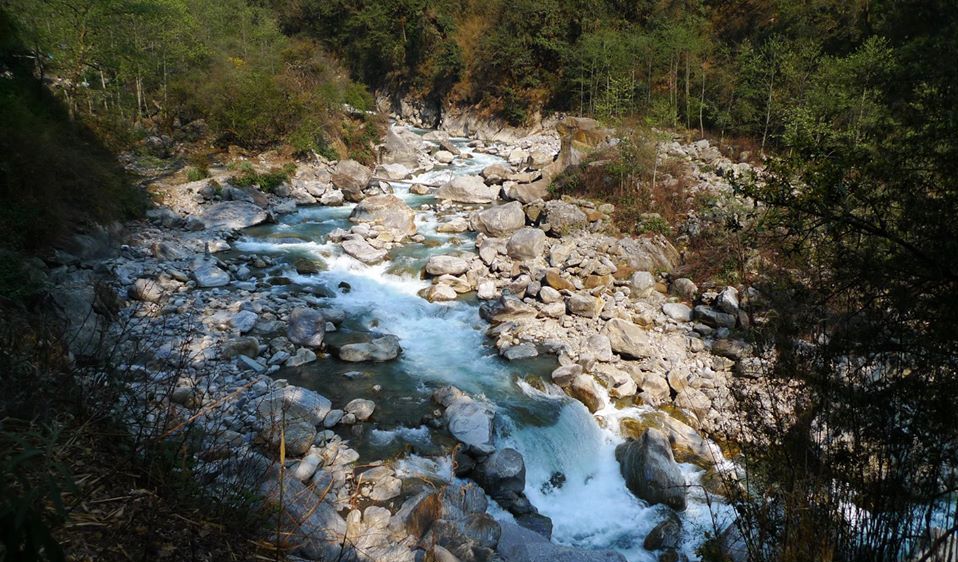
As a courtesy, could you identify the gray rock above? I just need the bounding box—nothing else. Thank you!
[567,293,603,318]
[338,334,401,362]
[436,175,500,203]
[341,237,388,264]
[550,364,582,386]
[320,189,345,206]
[504,179,550,204]
[287,308,325,348]
[349,194,417,239]
[670,278,697,301]
[501,343,538,361]
[222,336,260,359]
[662,302,693,322]
[444,397,495,454]
[260,467,347,560]
[506,227,546,260]
[543,201,588,233]
[192,260,230,287]
[715,286,739,315]
[584,334,613,362]
[257,385,332,427]
[473,201,526,238]
[479,292,538,324]
[538,285,562,304]
[630,271,656,297]
[426,255,470,276]
[201,201,269,230]
[331,159,372,201]
[497,522,627,562]
[344,398,376,421]
[644,511,682,551]
[231,310,258,333]
[474,448,526,508]
[615,428,687,511]
[602,318,653,358]
[693,305,737,329]
[286,347,317,367]
[128,278,163,302]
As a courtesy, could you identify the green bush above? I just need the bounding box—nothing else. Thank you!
[230,164,296,193]
[186,166,209,182]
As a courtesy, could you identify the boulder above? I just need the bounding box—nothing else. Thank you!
[644,511,682,551]
[473,202,526,237]
[501,343,538,361]
[550,364,582,386]
[222,336,260,359]
[426,284,459,302]
[474,448,527,511]
[542,200,588,233]
[544,270,575,291]
[506,227,547,260]
[257,385,332,427]
[504,180,550,204]
[567,293,603,318]
[555,116,613,170]
[602,318,653,359]
[287,308,326,348]
[715,286,740,315]
[615,428,687,510]
[191,260,230,288]
[338,334,401,362]
[570,375,605,413]
[497,522,627,562]
[662,303,693,322]
[349,195,417,239]
[286,347,317,367]
[435,150,456,164]
[481,163,513,182]
[382,126,421,168]
[344,398,376,421]
[426,255,470,276]
[260,466,348,560]
[442,395,495,454]
[341,237,388,264]
[331,159,372,201]
[629,271,656,298]
[479,292,538,324]
[693,305,737,329]
[128,278,162,302]
[436,175,500,203]
[201,201,269,230]
[670,278,698,301]
[376,163,413,180]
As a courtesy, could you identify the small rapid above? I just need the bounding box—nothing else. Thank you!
[234,132,729,560]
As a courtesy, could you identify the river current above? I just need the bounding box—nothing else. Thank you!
[234,130,731,561]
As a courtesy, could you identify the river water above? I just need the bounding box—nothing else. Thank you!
[234,131,731,561]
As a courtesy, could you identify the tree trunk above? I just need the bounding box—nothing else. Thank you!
[699,68,706,138]
[761,69,775,155]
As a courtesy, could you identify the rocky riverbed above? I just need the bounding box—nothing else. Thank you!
[42,114,761,562]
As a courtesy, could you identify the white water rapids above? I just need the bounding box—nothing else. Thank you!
[234,132,733,561]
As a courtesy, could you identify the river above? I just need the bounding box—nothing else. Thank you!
[233,129,731,561]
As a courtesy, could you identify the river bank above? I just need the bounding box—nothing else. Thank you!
[40,116,760,562]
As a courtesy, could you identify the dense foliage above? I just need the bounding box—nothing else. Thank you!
[4,0,376,154]
[0,12,142,253]
[273,0,881,135]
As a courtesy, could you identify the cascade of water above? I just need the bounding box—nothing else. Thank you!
[234,132,729,560]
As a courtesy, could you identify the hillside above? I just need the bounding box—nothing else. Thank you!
[1,2,957,562]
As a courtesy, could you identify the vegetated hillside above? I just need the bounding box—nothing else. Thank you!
[0,11,143,261]
[2,0,379,160]
[272,0,879,136]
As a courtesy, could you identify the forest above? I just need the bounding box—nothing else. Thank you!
[1,1,956,562]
